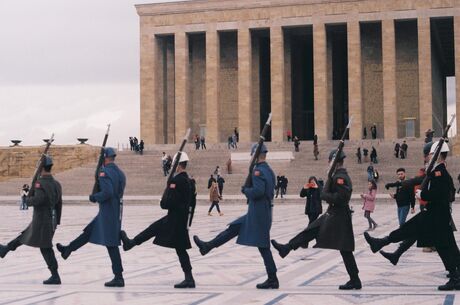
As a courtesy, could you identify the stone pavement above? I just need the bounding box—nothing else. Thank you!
[0,202,459,305]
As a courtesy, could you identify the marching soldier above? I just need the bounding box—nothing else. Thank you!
[120,152,197,288]
[194,143,279,289]
[57,148,126,287]
[378,142,433,265]
[271,150,362,290]
[364,141,460,290]
[0,155,63,285]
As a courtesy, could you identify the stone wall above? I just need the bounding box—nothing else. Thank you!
[189,33,206,138]
[395,20,420,138]
[361,22,384,138]
[0,145,100,182]
[219,31,239,141]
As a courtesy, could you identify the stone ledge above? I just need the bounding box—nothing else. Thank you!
[0,145,100,182]
[231,151,294,161]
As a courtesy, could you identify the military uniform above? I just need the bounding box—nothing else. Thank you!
[120,152,196,289]
[57,148,126,287]
[365,141,460,290]
[272,150,361,290]
[194,145,279,289]
[271,151,361,290]
[0,156,63,285]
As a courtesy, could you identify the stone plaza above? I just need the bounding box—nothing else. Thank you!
[0,202,458,305]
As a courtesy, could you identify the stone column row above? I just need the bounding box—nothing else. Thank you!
[141,17,446,144]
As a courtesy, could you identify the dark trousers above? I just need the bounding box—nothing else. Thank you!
[364,211,377,228]
[388,217,460,273]
[7,235,58,272]
[307,213,320,225]
[208,201,221,213]
[69,225,123,276]
[288,226,359,278]
[209,223,277,274]
[133,220,192,273]
[275,187,283,198]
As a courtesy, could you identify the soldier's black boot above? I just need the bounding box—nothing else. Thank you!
[0,237,21,259]
[174,271,195,288]
[43,268,61,285]
[339,275,362,290]
[56,243,72,260]
[271,240,291,258]
[438,270,460,291]
[0,244,9,259]
[379,239,415,265]
[256,273,279,289]
[193,235,212,256]
[104,274,125,287]
[120,231,136,251]
[364,232,390,253]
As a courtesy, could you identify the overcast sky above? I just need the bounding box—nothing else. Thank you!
[0,0,185,148]
[0,0,456,147]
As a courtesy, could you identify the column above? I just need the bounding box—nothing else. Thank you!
[238,26,253,142]
[455,16,460,137]
[174,32,189,143]
[206,29,220,143]
[140,34,158,144]
[270,25,286,142]
[418,17,433,135]
[313,22,330,140]
[382,19,398,139]
[347,20,363,140]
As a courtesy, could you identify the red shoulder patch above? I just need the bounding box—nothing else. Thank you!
[99,172,105,177]
[435,171,442,177]
[169,183,176,189]
[35,182,41,189]
[254,170,260,176]
[337,178,344,185]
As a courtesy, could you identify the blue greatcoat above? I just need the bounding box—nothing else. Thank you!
[230,161,276,248]
[85,163,126,247]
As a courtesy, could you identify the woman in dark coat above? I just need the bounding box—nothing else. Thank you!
[301,176,322,224]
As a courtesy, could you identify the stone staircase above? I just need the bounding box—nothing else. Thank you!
[1,139,459,200]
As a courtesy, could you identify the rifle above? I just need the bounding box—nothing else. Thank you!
[326,117,353,183]
[91,124,111,195]
[157,129,194,228]
[243,113,272,189]
[28,134,55,197]
[420,114,456,190]
[167,128,191,184]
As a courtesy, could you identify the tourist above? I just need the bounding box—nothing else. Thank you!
[20,184,29,210]
[208,181,223,216]
[361,180,378,231]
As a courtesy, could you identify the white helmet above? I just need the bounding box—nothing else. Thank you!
[173,152,190,163]
[429,140,449,154]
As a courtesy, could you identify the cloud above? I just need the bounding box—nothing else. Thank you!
[0,83,139,147]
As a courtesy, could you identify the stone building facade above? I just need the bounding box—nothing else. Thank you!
[136,0,459,144]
